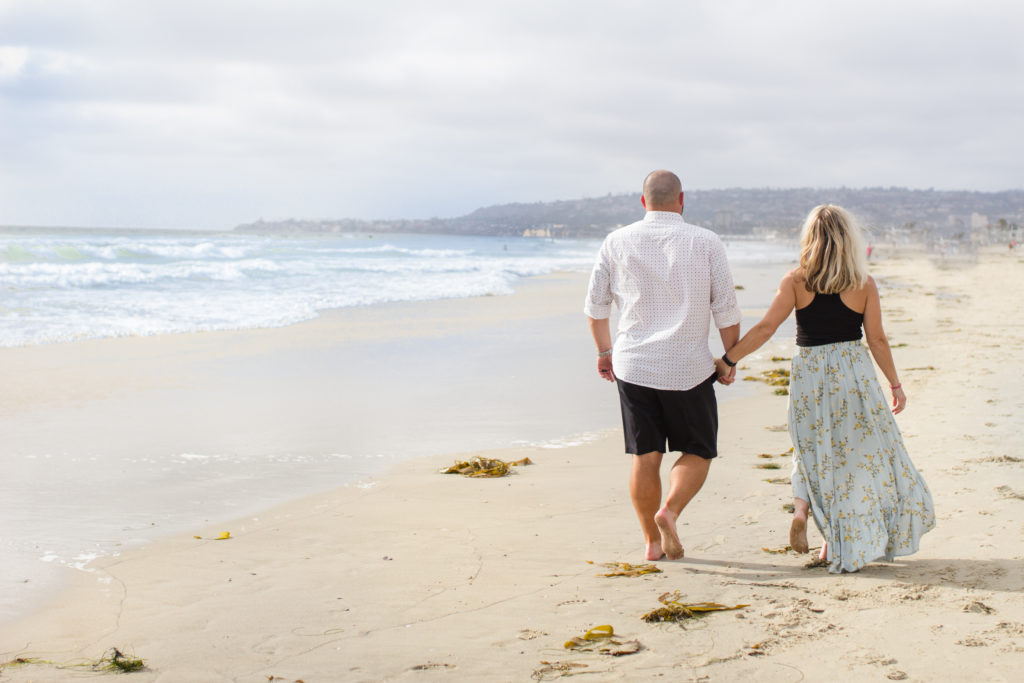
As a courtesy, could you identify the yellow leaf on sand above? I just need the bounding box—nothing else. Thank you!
[215,531,231,540]
[193,536,202,539]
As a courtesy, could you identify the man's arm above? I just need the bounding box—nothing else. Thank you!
[718,322,739,351]
[588,316,615,383]
[716,323,740,383]
[707,236,742,385]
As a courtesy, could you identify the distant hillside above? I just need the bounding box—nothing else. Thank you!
[235,187,1024,239]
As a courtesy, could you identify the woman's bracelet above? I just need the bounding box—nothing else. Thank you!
[891,383,902,391]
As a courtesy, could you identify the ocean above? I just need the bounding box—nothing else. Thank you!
[0,227,797,624]
[1,228,795,347]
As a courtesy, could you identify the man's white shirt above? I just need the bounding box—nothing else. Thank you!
[584,211,742,391]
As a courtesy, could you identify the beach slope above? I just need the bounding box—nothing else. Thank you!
[2,252,1024,681]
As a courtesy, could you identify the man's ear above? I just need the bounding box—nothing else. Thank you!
[641,196,647,210]
[679,192,685,211]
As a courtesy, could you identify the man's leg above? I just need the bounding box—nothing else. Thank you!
[653,452,711,559]
[629,450,664,561]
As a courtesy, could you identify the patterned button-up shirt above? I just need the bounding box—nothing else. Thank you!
[584,211,742,391]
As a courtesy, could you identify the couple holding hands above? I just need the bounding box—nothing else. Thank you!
[585,170,934,573]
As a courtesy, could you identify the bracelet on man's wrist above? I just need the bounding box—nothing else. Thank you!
[891,383,902,391]
[722,353,736,367]
[597,348,613,358]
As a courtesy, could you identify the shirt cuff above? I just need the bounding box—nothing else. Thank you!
[713,306,743,329]
[584,301,612,319]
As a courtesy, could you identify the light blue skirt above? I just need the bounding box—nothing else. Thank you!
[789,341,936,573]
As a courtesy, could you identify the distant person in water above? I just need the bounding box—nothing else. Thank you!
[584,170,742,561]
[718,204,935,572]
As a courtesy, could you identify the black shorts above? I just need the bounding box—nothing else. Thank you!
[616,373,718,459]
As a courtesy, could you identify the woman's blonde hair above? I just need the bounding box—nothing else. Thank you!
[799,204,869,293]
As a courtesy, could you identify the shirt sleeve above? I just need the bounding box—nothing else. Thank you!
[583,242,613,319]
[708,236,742,328]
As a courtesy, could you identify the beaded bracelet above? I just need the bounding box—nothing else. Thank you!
[891,384,902,391]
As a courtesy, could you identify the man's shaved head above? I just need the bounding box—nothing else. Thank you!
[642,170,683,211]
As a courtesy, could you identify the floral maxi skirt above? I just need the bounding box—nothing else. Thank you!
[789,341,935,573]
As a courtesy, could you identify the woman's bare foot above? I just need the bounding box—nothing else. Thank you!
[819,541,828,561]
[654,507,684,559]
[789,515,809,554]
[645,541,665,561]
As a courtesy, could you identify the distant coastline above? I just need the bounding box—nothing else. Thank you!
[234,186,1024,242]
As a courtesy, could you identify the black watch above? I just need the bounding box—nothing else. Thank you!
[722,353,736,367]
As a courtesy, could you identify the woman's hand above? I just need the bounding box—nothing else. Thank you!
[891,385,906,414]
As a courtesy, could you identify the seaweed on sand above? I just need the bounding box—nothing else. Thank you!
[641,592,748,623]
[587,561,662,577]
[100,648,145,673]
[1,648,145,675]
[563,625,641,656]
[759,448,793,459]
[744,368,791,386]
[440,456,533,477]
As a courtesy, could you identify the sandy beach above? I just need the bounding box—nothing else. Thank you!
[2,249,1023,682]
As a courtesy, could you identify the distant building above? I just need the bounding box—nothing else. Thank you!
[714,210,734,232]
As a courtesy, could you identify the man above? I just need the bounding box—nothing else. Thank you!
[584,170,741,561]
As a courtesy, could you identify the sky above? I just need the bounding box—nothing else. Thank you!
[1,1,1022,229]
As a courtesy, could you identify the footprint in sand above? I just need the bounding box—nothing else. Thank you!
[996,485,1024,500]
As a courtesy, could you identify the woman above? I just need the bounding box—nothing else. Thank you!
[718,205,935,573]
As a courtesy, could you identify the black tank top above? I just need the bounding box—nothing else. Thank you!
[795,293,864,347]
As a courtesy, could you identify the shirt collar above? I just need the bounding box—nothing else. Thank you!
[643,211,685,223]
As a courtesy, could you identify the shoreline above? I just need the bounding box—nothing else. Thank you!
[4,250,1022,681]
[0,270,623,625]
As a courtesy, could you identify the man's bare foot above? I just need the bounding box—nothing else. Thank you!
[654,507,684,559]
[645,541,664,561]
[789,515,809,554]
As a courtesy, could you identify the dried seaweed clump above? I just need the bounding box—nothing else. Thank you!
[762,545,794,554]
[563,625,641,656]
[641,591,748,623]
[440,456,532,477]
[1,649,145,676]
[99,648,145,673]
[588,561,662,577]
[744,368,790,387]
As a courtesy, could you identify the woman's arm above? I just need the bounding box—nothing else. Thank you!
[862,277,906,413]
[722,271,798,366]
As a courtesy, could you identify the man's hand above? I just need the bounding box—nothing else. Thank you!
[714,358,735,385]
[597,355,616,383]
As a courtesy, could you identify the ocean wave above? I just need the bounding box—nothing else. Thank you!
[0,232,801,347]
[0,258,285,288]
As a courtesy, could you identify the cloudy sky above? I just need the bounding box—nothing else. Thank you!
[1,1,1021,229]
